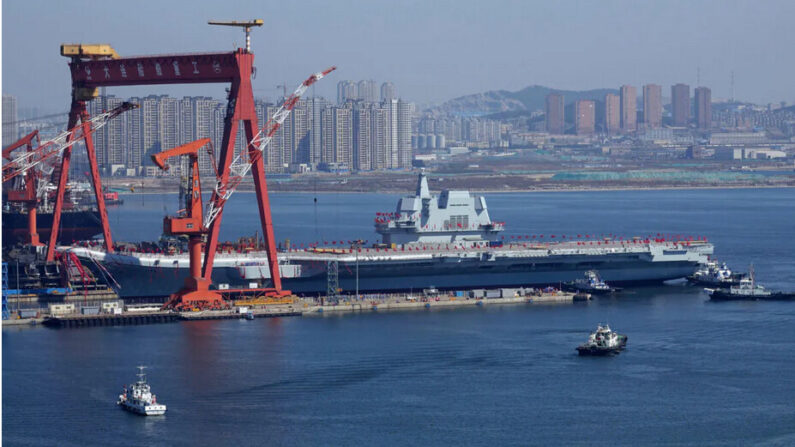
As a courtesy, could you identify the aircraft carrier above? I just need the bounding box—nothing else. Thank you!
[66,172,714,297]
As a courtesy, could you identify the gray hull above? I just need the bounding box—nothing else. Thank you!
[101,254,700,297]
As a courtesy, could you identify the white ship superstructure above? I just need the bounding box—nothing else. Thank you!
[375,171,503,245]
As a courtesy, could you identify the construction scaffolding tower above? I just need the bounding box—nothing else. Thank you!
[326,260,339,301]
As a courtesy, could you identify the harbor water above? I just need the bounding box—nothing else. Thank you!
[3,188,795,445]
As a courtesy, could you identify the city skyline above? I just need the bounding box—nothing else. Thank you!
[2,0,795,113]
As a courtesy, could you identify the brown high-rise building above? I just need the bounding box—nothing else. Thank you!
[575,100,595,135]
[643,84,662,128]
[694,87,712,129]
[545,93,565,134]
[620,85,637,132]
[604,93,620,134]
[671,83,690,127]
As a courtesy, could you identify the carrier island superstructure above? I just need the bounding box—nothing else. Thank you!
[66,172,714,297]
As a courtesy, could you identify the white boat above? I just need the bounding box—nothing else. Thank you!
[687,259,744,286]
[576,324,628,356]
[117,366,167,416]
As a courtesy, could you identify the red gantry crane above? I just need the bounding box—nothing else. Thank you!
[60,19,335,308]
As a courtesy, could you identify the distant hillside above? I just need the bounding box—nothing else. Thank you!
[429,85,619,116]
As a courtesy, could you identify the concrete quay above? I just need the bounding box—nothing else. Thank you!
[304,291,582,314]
[4,290,587,329]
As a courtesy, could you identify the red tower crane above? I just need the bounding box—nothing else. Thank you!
[3,131,43,246]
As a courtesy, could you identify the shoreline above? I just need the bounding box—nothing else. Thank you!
[113,184,795,196]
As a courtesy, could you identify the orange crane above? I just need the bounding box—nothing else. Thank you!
[150,138,226,310]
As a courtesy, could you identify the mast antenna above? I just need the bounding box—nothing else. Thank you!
[208,19,264,53]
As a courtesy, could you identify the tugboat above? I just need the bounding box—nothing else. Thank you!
[687,260,745,286]
[576,324,628,356]
[117,366,167,416]
[706,266,795,301]
[563,270,619,295]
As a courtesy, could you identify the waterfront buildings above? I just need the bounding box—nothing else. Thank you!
[620,85,637,132]
[643,84,662,128]
[380,82,396,102]
[575,100,595,135]
[604,93,620,134]
[695,86,712,129]
[545,93,565,134]
[671,83,690,127]
[63,76,413,175]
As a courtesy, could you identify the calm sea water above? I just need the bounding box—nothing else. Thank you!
[3,188,795,446]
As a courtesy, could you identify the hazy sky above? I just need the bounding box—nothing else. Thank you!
[3,0,794,113]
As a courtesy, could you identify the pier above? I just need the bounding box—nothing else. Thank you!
[3,288,585,329]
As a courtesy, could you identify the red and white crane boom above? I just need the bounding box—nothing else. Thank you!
[203,66,336,227]
[2,102,138,183]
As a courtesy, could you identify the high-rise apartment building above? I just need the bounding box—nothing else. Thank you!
[194,97,221,174]
[671,83,690,127]
[104,95,127,169]
[125,97,144,173]
[694,86,712,129]
[358,80,377,102]
[380,82,396,102]
[337,80,358,104]
[372,104,392,169]
[291,104,310,165]
[545,93,565,134]
[321,106,353,167]
[575,100,595,135]
[604,93,620,134]
[158,97,180,157]
[178,97,195,145]
[2,94,18,147]
[86,97,108,168]
[396,99,414,168]
[140,95,161,168]
[309,97,327,164]
[643,84,662,128]
[352,105,373,170]
[620,85,637,132]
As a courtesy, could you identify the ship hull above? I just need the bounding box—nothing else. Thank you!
[73,245,710,298]
[2,209,102,246]
[709,290,795,301]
